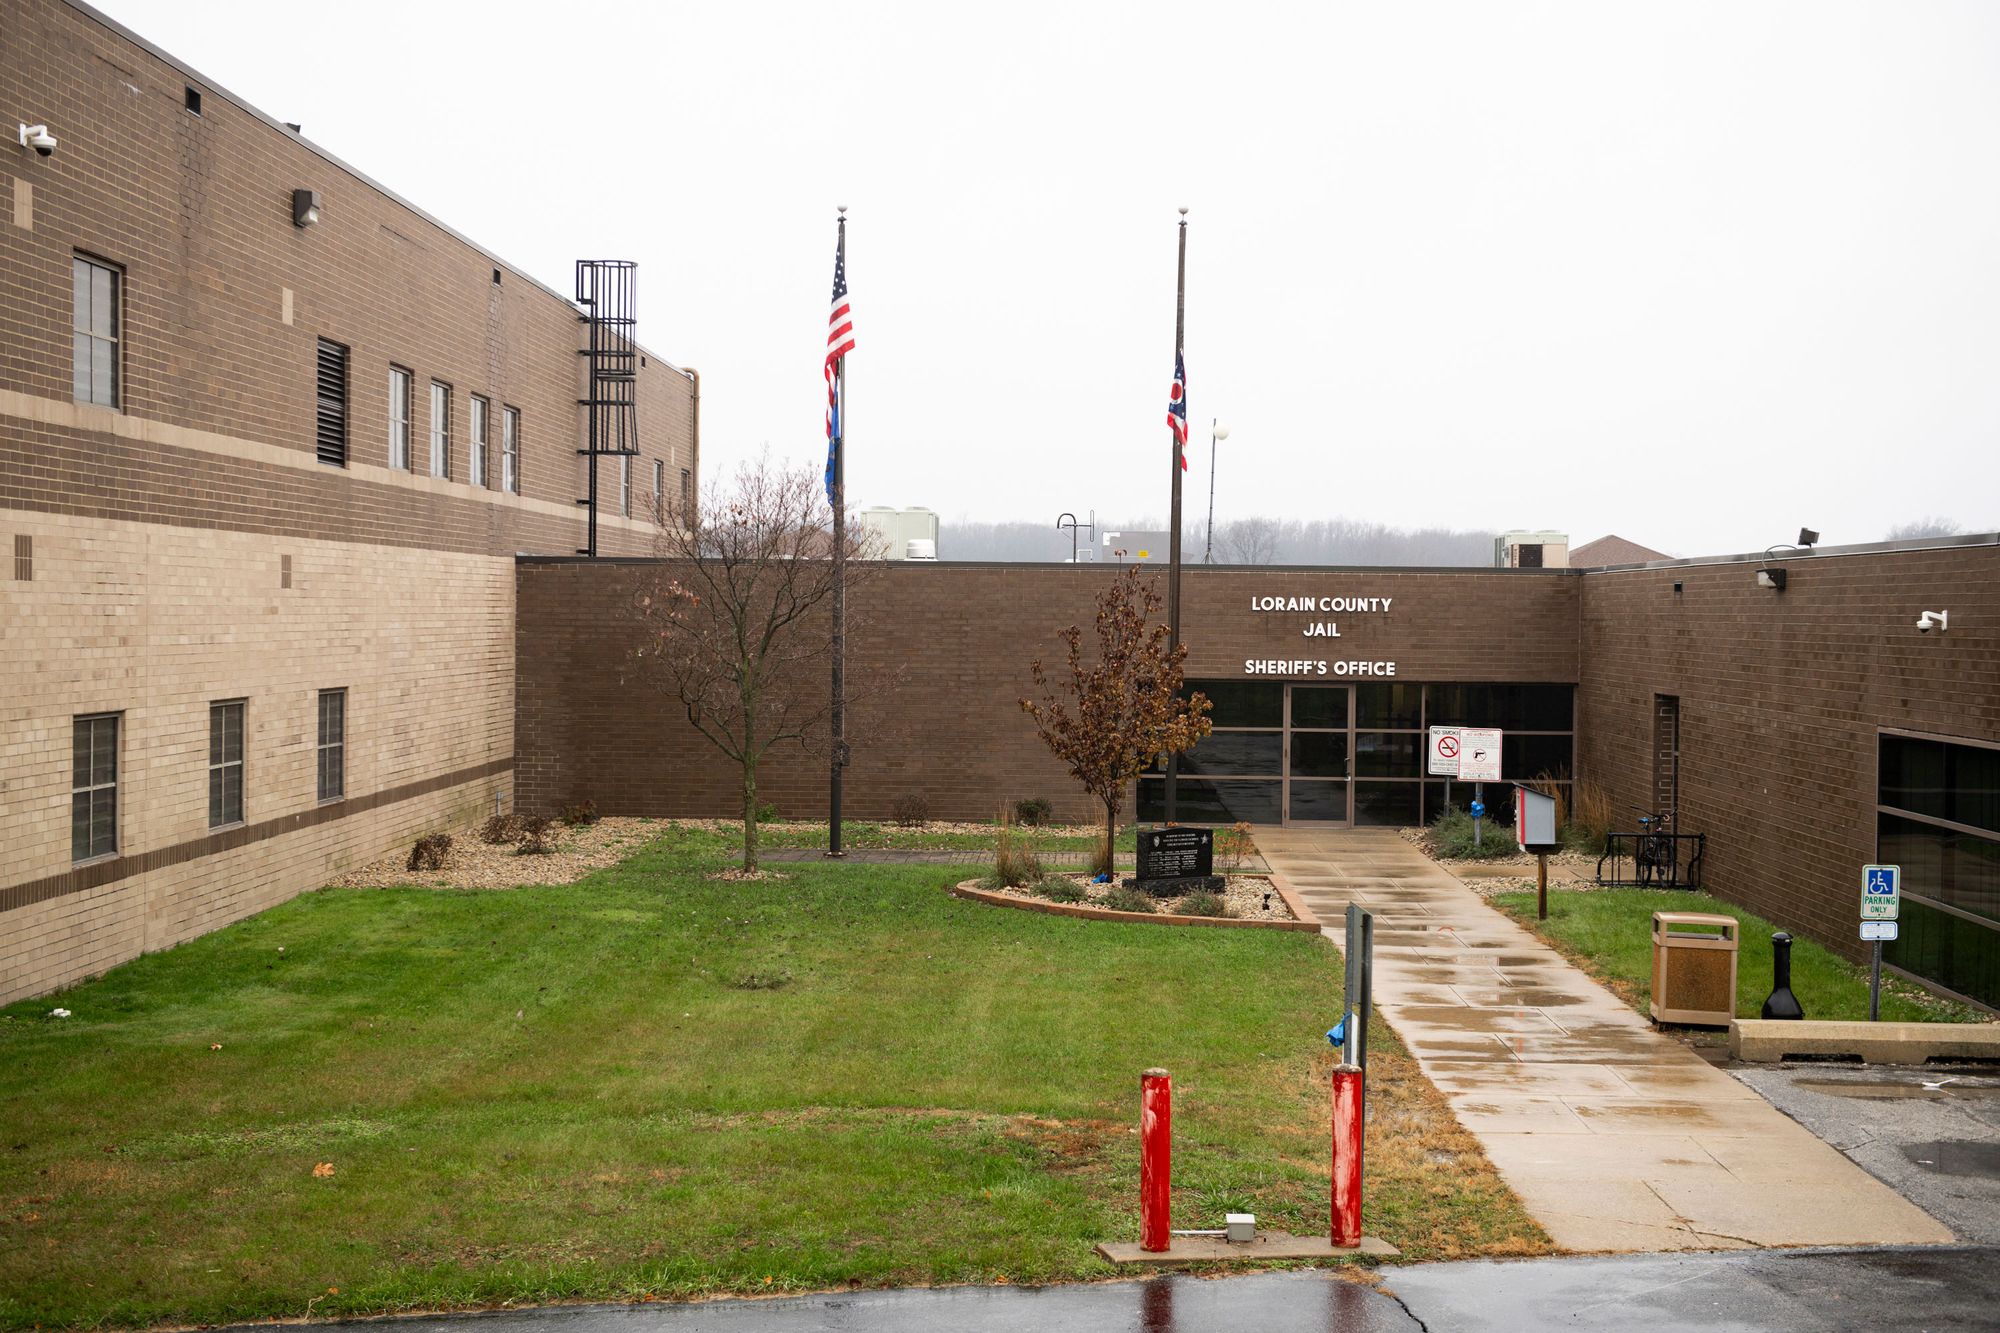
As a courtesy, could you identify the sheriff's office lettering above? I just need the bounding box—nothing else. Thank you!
[1245,593,1396,675]
[1244,659,1397,676]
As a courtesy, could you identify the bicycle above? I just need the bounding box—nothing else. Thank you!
[1633,809,1676,888]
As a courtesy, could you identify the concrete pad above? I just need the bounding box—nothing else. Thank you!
[1449,1096,1594,1136]
[1731,1018,2000,1064]
[1095,1232,1399,1265]
[1260,830,1959,1253]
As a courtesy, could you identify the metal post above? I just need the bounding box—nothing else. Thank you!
[1343,905,1363,1066]
[1474,781,1483,848]
[1357,908,1373,1074]
[1204,417,1218,564]
[1331,1064,1363,1248]
[826,210,848,860]
[1164,209,1189,825]
[1140,1068,1172,1251]
[1869,942,1882,1022]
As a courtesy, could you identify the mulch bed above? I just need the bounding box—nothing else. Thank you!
[326,816,667,889]
[953,873,1319,932]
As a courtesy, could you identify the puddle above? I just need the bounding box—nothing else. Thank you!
[1797,1079,2000,1101]
[1903,1140,2000,1179]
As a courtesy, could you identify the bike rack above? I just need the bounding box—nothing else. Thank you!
[1596,831,1706,890]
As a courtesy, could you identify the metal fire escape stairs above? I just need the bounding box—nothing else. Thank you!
[575,259,640,557]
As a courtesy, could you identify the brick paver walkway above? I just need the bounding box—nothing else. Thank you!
[1258,826,1951,1252]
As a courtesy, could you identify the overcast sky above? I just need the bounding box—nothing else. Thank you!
[104,0,2000,557]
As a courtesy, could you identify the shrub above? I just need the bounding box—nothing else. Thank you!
[405,832,452,871]
[992,811,1043,888]
[1037,878,1086,904]
[1565,776,1614,855]
[892,793,930,828]
[1174,890,1230,918]
[1215,821,1255,870]
[516,815,558,855]
[478,813,524,845]
[559,799,600,828]
[1013,797,1054,827]
[755,801,780,825]
[1428,806,1519,861]
[1099,886,1156,914]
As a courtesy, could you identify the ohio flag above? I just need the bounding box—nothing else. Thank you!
[1166,351,1188,469]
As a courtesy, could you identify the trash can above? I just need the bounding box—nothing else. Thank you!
[1650,911,1739,1028]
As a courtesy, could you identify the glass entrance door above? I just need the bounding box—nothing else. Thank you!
[1285,685,1351,825]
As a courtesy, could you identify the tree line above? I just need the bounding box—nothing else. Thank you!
[942,516,1500,566]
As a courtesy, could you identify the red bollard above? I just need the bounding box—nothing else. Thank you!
[1331,1064,1363,1248]
[1140,1067,1172,1252]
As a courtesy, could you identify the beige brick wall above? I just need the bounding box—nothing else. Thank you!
[0,509,516,1002]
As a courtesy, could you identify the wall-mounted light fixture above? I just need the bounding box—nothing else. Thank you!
[1797,527,1820,548]
[292,188,320,228]
[1755,567,1787,591]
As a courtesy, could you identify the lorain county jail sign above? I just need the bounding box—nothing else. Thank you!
[1243,593,1397,677]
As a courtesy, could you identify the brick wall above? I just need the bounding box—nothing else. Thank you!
[1576,542,2000,962]
[514,559,1580,823]
[0,0,697,1000]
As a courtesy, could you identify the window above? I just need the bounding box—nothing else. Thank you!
[316,689,345,802]
[502,407,520,494]
[184,86,203,115]
[469,395,489,488]
[619,455,631,517]
[680,467,691,512]
[315,339,349,467]
[1879,731,2000,1008]
[388,367,412,469]
[653,460,665,520]
[429,382,451,478]
[209,700,245,829]
[71,713,119,862]
[72,255,121,408]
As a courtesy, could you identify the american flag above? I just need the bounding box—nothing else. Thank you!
[1166,351,1188,470]
[824,234,856,504]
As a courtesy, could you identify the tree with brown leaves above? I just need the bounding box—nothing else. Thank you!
[625,457,883,871]
[1021,567,1213,875]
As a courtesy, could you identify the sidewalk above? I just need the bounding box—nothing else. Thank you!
[1257,827,1952,1252]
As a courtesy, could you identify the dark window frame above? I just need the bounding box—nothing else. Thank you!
[388,365,413,470]
[72,253,122,409]
[316,688,346,803]
[209,698,246,829]
[71,712,120,863]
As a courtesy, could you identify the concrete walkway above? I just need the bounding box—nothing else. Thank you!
[1258,826,1953,1252]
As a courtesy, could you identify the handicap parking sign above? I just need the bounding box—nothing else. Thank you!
[1861,864,1900,921]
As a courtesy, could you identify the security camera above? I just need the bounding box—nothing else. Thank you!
[18,124,56,157]
[1917,610,1948,634]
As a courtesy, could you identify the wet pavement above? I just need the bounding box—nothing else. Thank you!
[1257,827,1952,1250]
[1733,1064,2000,1243]
[276,1247,2000,1332]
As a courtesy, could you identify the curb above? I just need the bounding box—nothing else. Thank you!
[950,876,1322,933]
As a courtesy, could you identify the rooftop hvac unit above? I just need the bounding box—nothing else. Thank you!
[906,539,937,561]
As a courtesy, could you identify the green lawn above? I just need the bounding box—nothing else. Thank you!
[747,820,1142,854]
[0,828,1538,1328]
[1490,888,1984,1024]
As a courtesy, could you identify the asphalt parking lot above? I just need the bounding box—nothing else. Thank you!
[1731,1062,2000,1243]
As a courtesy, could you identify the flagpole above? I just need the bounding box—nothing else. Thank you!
[1164,207,1188,826]
[828,206,849,859]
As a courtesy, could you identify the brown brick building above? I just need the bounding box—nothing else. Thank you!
[1,0,698,1003]
[5,0,1995,1018]
[517,540,2000,1010]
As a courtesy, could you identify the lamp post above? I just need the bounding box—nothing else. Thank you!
[1203,419,1229,563]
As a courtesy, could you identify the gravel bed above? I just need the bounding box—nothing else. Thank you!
[1395,826,1601,898]
[325,816,668,890]
[980,873,1298,922]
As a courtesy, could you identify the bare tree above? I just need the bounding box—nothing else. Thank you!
[1886,517,1961,541]
[1225,516,1283,564]
[1020,568,1213,875]
[625,457,883,871]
